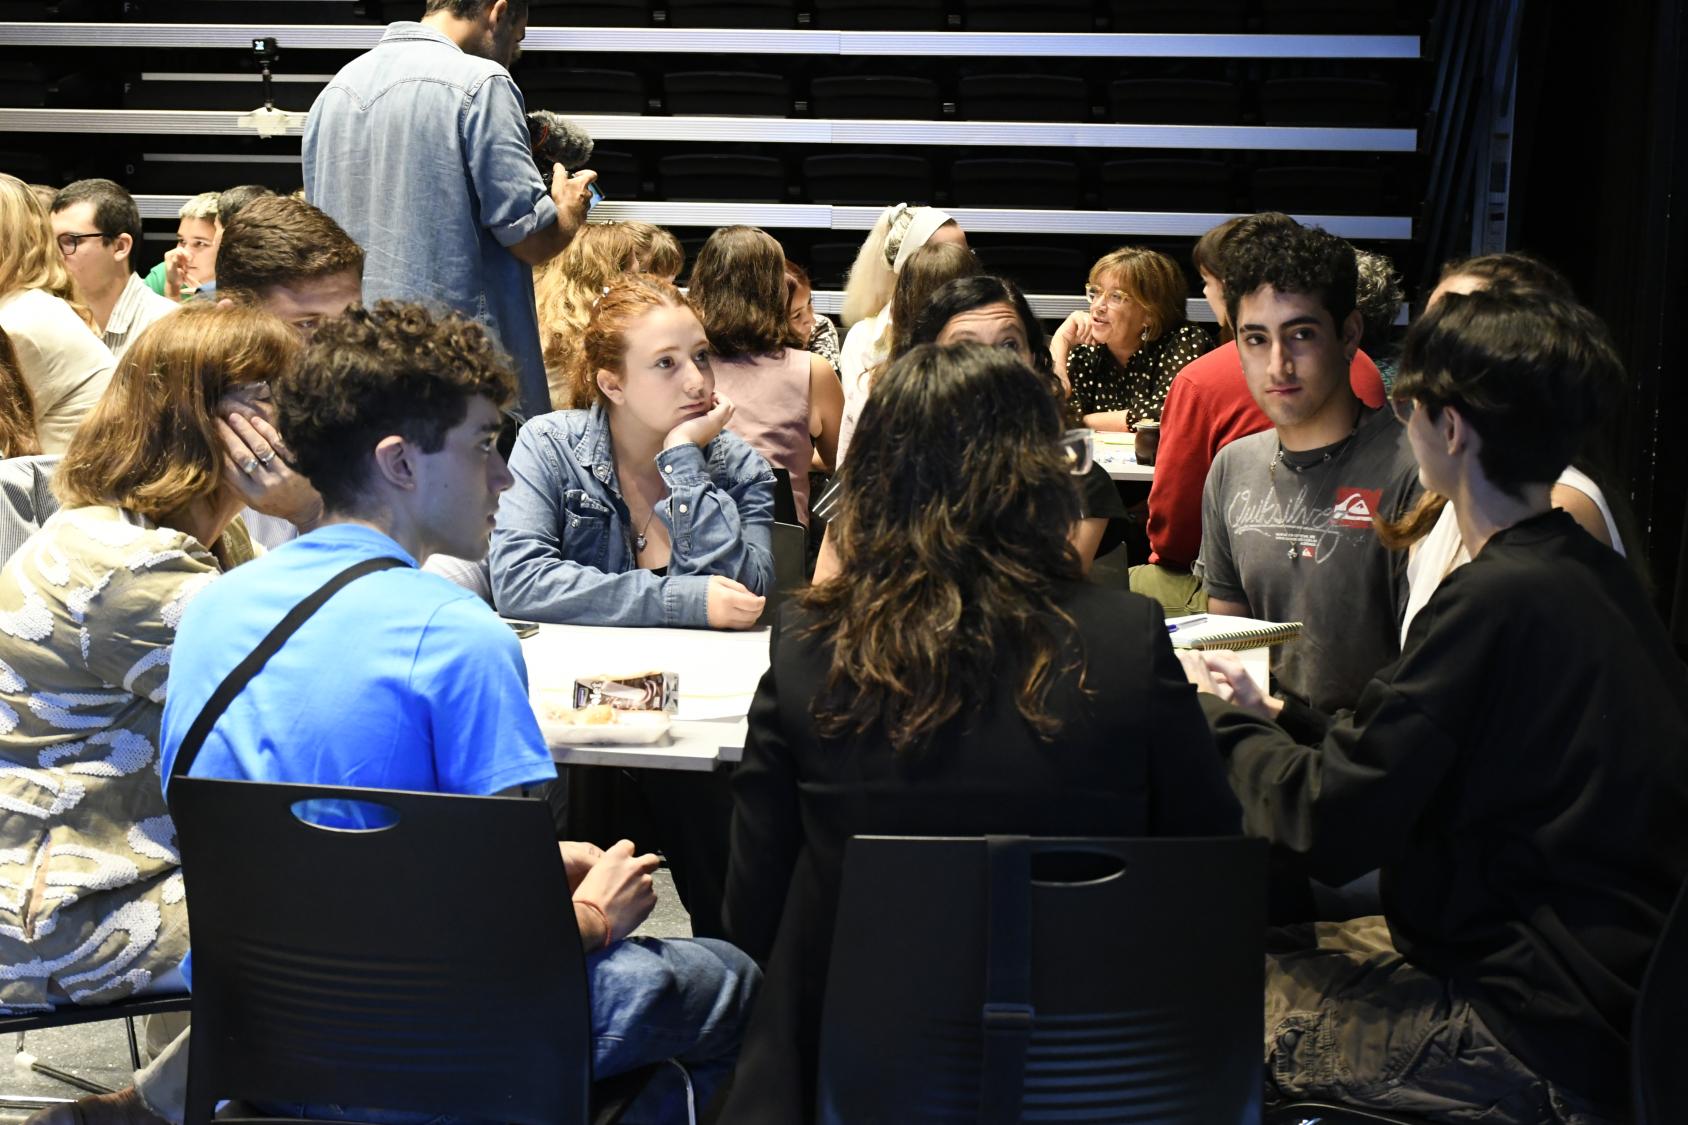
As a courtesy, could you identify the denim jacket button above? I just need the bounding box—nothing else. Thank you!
[678,503,688,514]
[663,464,673,473]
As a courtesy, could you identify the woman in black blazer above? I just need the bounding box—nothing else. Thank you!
[719,342,1241,1122]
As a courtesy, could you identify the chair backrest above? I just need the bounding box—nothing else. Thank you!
[818,835,1267,1125]
[758,520,808,627]
[0,454,61,567]
[1633,875,1688,1123]
[169,777,592,1125]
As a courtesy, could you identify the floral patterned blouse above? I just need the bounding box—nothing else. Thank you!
[1067,321,1212,426]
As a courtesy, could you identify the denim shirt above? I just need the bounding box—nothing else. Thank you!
[303,22,558,416]
[489,404,776,627]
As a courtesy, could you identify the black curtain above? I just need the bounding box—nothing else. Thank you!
[1510,0,1688,649]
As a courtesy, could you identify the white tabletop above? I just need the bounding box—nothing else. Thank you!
[519,623,772,771]
[1094,434,1156,482]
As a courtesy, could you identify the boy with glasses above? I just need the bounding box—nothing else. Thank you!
[49,179,177,358]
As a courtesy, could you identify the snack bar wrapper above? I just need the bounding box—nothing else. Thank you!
[572,671,679,714]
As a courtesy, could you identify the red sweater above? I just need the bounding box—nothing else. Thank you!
[1145,343,1385,568]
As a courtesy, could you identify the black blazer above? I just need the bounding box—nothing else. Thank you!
[719,581,1241,1122]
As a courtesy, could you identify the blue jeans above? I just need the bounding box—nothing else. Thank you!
[261,936,761,1125]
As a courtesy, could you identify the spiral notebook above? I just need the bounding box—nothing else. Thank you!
[1166,613,1303,652]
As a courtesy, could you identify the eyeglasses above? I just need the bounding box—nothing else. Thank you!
[56,231,112,256]
[1083,284,1133,310]
[1388,393,1419,425]
[1058,428,1094,475]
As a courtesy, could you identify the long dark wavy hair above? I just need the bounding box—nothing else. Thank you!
[799,342,1086,754]
[908,274,1076,425]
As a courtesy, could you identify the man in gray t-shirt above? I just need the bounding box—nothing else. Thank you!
[1199,407,1418,711]
[1195,218,1420,712]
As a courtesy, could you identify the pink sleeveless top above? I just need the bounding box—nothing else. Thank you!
[712,348,815,523]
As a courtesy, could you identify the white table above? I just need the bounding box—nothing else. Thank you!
[1093,434,1155,482]
[519,623,771,772]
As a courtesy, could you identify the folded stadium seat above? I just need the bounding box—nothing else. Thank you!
[1260,0,1399,33]
[663,71,790,117]
[121,74,329,112]
[950,158,1083,209]
[585,149,644,200]
[1108,78,1243,124]
[807,242,859,290]
[809,0,946,32]
[1107,0,1245,30]
[131,154,303,195]
[657,154,788,202]
[0,63,60,107]
[527,0,652,26]
[0,149,58,184]
[520,68,648,116]
[973,244,1090,294]
[962,0,1095,31]
[131,0,368,20]
[665,0,798,28]
[957,73,1090,122]
[1098,158,1237,213]
[807,75,943,120]
[804,154,934,204]
[1259,77,1395,126]
[1249,165,1391,215]
[0,65,114,109]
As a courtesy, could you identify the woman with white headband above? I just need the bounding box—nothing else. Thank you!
[834,203,968,466]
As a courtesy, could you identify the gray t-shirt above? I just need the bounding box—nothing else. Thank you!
[1196,406,1420,712]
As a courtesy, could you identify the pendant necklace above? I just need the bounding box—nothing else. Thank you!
[630,504,659,553]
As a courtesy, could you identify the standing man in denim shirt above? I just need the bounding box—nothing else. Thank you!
[303,0,596,418]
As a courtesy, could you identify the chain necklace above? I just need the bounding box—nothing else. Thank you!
[1269,403,1365,484]
[628,503,659,553]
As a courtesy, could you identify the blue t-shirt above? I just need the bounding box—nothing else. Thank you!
[159,523,555,802]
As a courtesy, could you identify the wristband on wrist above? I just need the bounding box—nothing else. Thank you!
[575,898,613,950]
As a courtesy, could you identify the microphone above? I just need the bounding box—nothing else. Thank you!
[527,111,595,188]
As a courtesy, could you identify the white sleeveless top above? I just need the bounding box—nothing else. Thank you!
[1400,466,1625,643]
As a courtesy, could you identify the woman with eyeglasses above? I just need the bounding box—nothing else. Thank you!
[0,173,115,453]
[1052,246,1212,433]
[721,342,1240,1123]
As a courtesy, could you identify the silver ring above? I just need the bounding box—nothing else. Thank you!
[240,457,259,474]
[257,450,275,465]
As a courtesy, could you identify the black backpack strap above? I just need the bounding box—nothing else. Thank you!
[979,834,1034,1124]
[170,556,407,781]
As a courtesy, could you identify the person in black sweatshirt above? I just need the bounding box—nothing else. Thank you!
[1181,284,1688,1124]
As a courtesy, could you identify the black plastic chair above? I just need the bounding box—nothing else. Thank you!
[806,242,859,289]
[1108,77,1242,124]
[808,75,942,120]
[804,154,934,205]
[957,73,1090,123]
[665,0,798,28]
[168,777,676,1125]
[809,0,945,31]
[962,0,1094,32]
[1107,0,1244,30]
[757,521,808,628]
[528,0,652,26]
[1099,157,1236,212]
[818,835,1268,1123]
[1259,78,1395,127]
[585,149,644,201]
[972,244,1088,293]
[950,158,1083,209]
[663,71,790,117]
[521,68,648,116]
[657,154,787,202]
[1249,165,1391,216]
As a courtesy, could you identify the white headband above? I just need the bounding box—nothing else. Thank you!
[881,204,956,274]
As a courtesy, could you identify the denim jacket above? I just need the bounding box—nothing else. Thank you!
[489,404,775,627]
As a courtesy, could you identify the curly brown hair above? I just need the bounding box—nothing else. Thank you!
[687,226,794,358]
[800,342,1085,754]
[277,301,516,514]
[215,195,365,306]
[55,304,300,519]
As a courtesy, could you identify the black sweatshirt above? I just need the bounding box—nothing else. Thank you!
[1201,509,1688,1106]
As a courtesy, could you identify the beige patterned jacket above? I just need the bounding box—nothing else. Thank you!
[0,505,251,1011]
